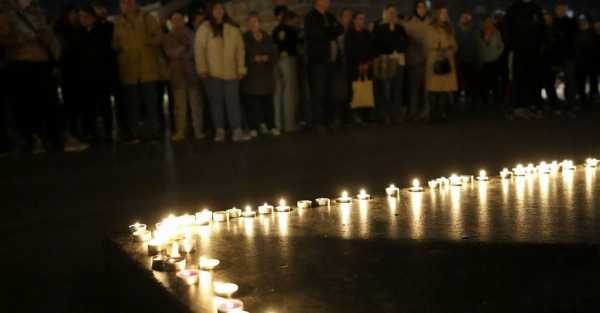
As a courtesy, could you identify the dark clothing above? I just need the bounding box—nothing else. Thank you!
[505,0,545,55]
[272,24,299,57]
[243,31,277,96]
[373,23,409,56]
[304,8,343,65]
[553,16,577,63]
[344,29,374,81]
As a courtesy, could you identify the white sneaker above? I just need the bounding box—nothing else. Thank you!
[271,128,281,136]
[259,124,269,135]
[214,128,226,142]
[232,128,251,142]
[64,133,89,152]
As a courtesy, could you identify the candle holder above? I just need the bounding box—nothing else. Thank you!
[241,206,257,218]
[356,189,372,201]
[176,269,200,285]
[227,208,242,219]
[476,170,489,181]
[385,185,400,198]
[297,200,313,209]
[409,179,424,192]
[213,282,239,298]
[315,198,331,206]
[336,191,353,203]
[216,299,244,313]
[276,199,292,212]
[132,229,152,242]
[213,211,229,222]
[258,203,274,214]
[199,256,220,271]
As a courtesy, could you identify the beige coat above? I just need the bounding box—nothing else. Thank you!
[425,25,458,92]
[194,22,246,80]
[113,11,164,84]
[403,16,430,66]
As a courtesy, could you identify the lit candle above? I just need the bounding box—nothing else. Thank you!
[276,199,292,212]
[132,229,152,242]
[315,198,331,206]
[227,207,242,219]
[513,164,526,176]
[297,200,313,209]
[586,158,599,168]
[336,191,353,203]
[500,168,512,179]
[476,170,488,181]
[258,203,274,214]
[195,209,212,225]
[176,269,200,285]
[213,211,229,222]
[216,299,244,313]
[213,282,239,297]
[386,184,400,197]
[449,174,462,186]
[428,180,438,189]
[409,179,424,192]
[129,222,147,233]
[241,205,256,218]
[561,160,576,171]
[199,256,220,271]
[356,189,371,200]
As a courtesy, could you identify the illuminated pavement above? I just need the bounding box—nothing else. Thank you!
[2,113,600,312]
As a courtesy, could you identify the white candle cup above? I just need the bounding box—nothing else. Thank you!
[227,208,242,219]
[176,269,200,285]
[213,211,229,222]
[132,229,152,242]
[336,192,353,203]
[297,200,313,209]
[216,299,244,313]
[164,256,186,272]
[214,282,239,298]
[315,198,331,206]
[129,223,147,234]
[258,203,274,214]
[199,257,220,271]
[386,185,400,197]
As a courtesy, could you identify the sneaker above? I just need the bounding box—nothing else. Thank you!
[231,128,251,142]
[259,124,269,135]
[214,128,226,142]
[171,133,185,142]
[249,130,259,138]
[32,135,46,155]
[64,134,89,153]
[271,128,281,136]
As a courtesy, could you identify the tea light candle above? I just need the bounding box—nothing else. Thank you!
[241,205,256,218]
[132,229,152,242]
[199,256,220,270]
[513,164,526,176]
[276,199,292,212]
[216,299,244,313]
[449,174,462,186]
[356,189,371,200]
[129,223,147,233]
[297,200,313,209]
[386,184,400,197]
[213,282,239,297]
[228,207,242,219]
[176,269,200,285]
[336,191,353,203]
[500,168,512,179]
[258,203,274,214]
[561,160,576,171]
[476,170,489,181]
[428,180,438,189]
[213,211,229,222]
[195,209,212,225]
[409,179,424,192]
[586,158,599,168]
[315,198,331,206]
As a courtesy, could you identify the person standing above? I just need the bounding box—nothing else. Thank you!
[373,4,409,124]
[404,0,431,121]
[195,2,248,142]
[477,15,505,111]
[113,0,164,143]
[504,0,545,120]
[304,0,343,130]
[424,4,458,122]
[272,9,300,133]
[455,9,481,111]
[163,12,204,142]
[243,13,278,138]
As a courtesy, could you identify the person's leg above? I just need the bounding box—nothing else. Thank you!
[140,81,160,140]
[187,82,204,139]
[171,86,187,139]
[281,58,299,132]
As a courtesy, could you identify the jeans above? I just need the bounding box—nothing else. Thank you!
[122,81,160,140]
[407,63,428,118]
[244,94,275,130]
[308,63,336,127]
[172,82,204,138]
[274,57,299,131]
[378,67,406,117]
[204,77,242,130]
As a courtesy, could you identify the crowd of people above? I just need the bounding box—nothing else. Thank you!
[0,0,599,155]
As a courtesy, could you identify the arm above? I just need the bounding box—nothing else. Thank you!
[194,25,209,77]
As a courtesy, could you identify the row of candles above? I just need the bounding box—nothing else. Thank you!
[129,157,598,312]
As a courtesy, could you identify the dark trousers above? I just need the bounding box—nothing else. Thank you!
[512,53,542,109]
[308,63,336,127]
[7,61,60,145]
[244,94,275,130]
[122,82,160,140]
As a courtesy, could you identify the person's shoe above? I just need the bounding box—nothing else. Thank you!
[249,130,259,138]
[32,135,46,155]
[214,128,226,143]
[171,133,185,142]
[232,128,251,142]
[259,124,269,135]
[64,134,89,152]
[512,108,530,120]
[271,128,281,136]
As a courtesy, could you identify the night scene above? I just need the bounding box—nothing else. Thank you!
[2,0,600,312]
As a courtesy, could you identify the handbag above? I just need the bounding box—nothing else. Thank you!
[351,73,375,109]
[433,42,452,75]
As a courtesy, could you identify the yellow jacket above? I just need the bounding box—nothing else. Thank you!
[113,11,165,84]
[194,21,246,80]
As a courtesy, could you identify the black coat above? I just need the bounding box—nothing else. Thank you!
[304,8,343,65]
[505,0,545,55]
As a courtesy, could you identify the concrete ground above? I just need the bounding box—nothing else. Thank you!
[2,112,600,312]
